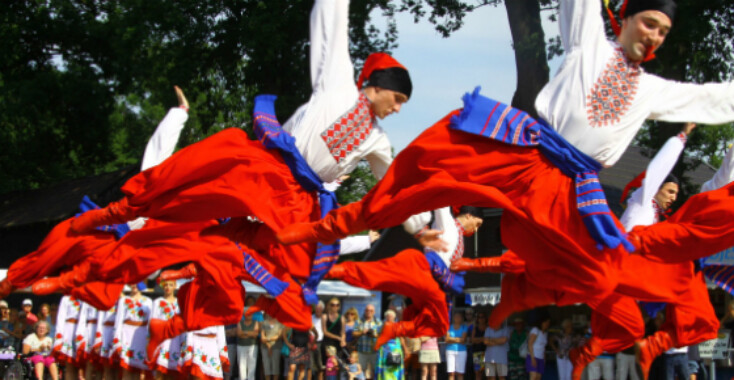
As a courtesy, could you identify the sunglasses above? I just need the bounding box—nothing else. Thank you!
[330,303,340,307]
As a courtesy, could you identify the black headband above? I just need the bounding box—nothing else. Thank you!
[662,173,679,186]
[626,0,676,23]
[363,67,413,99]
[457,206,483,218]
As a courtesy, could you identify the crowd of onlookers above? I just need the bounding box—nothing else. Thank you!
[0,294,719,380]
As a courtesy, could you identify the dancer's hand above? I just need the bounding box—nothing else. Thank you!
[417,229,448,252]
[682,122,696,136]
[368,230,380,243]
[174,85,189,110]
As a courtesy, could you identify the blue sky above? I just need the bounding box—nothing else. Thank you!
[376,5,563,152]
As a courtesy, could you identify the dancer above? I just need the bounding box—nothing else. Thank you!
[327,206,483,347]
[58,0,419,359]
[150,278,184,379]
[52,295,83,380]
[180,325,229,380]
[113,284,153,380]
[77,301,101,380]
[1,85,190,301]
[94,296,120,380]
[279,0,734,367]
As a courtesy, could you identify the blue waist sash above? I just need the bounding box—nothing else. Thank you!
[449,87,634,253]
[253,94,340,305]
[78,195,130,240]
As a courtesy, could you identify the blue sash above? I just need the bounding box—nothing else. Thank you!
[253,95,340,305]
[450,87,635,253]
[424,251,465,325]
[78,196,130,240]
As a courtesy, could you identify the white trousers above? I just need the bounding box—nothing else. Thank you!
[238,344,259,380]
[556,356,573,380]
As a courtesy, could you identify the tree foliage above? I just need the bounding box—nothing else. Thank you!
[0,0,398,194]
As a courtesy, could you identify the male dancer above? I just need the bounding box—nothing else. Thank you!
[0,86,190,304]
[326,206,484,348]
[279,0,734,364]
[39,0,422,358]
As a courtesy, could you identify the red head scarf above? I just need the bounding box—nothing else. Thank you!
[357,53,412,98]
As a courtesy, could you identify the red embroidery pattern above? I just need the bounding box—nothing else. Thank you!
[451,220,465,263]
[586,47,641,127]
[321,93,374,163]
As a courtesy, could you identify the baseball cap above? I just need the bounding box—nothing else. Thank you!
[0,300,7,308]
[22,299,32,306]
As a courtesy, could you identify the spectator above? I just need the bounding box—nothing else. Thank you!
[0,301,15,348]
[311,301,326,380]
[551,319,577,380]
[354,304,382,380]
[446,312,469,380]
[484,324,510,380]
[662,345,689,380]
[261,312,284,380]
[615,343,638,380]
[325,346,339,380]
[404,336,422,380]
[470,312,488,380]
[22,320,58,380]
[323,298,344,372]
[19,299,37,338]
[38,303,54,338]
[343,307,360,351]
[526,315,551,380]
[687,344,706,380]
[285,328,311,380]
[507,318,527,380]
[375,310,404,380]
[419,336,440,380]
[237,312,260,380]
[246,296,264,323]
[347,351,366,380]
[225,322,239,380]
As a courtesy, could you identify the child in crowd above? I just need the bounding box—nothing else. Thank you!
[347,351,365,380]
[326,346,339,380]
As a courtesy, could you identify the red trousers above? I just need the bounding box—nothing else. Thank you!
[321,111,733,350]
[494,252,717,352]
[75,219,312,331]
[119,128,320,279]
[6,218,115,288]
[334,249,450,337]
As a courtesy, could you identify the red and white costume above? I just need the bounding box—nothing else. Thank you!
[151,297,183,374]
[93,302,118,366]
[69,0,419,335]
[282,0,734,355]
[52,295,82,365]
[180,326,229,380]
[3,106,187,311]
[329,208,462,338]
[112,295,152,371]
[75,302,100,366]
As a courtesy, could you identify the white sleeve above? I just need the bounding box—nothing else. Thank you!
[140,107,188,171]
[701,145,734,192]
[364,134,393,180]
[324,180,344,192]
[310,0,355,94]
[402,212,433,235]
[339,236,371,255]
[647,77,734,124]
[558,0,606,52]
[639,135,685,204]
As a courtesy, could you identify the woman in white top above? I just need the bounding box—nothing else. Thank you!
[113,284,153,380]
[23,321,58,380]
[76,301,101,380]
[95,295,120,380]
[152,279,183,379]
[52,295,82,380]
[180,325,229,380]
[526,316,551,380]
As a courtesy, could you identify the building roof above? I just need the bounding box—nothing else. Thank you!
[0,166,137,228]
